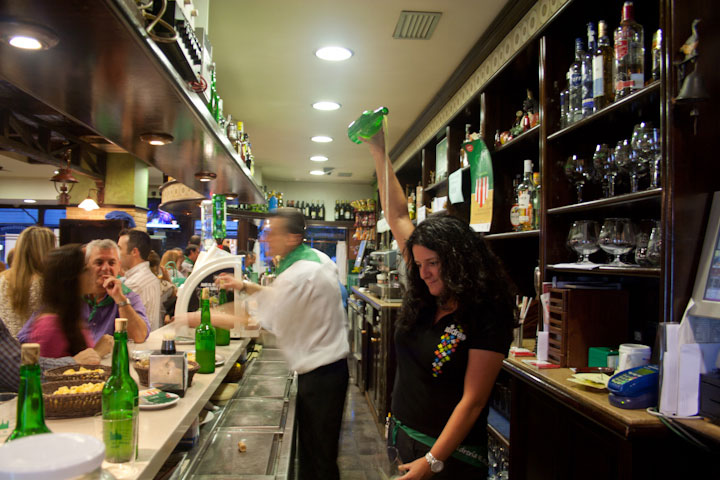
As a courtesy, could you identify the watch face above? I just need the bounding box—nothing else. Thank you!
[431,460,444,473]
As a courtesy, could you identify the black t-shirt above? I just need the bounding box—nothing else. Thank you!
[391,306,512,445]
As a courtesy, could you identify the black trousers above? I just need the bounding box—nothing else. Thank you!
[296,358,349,480]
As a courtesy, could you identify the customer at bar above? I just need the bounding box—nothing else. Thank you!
[148,250,176,325]
[83,239,150,343]
[212,208,349,480]
[0,226,56,337]
[180,244,199,277]
[118,229,162,330]
[160,248,184,278]
[29,244,113,359]
[363,131,515,479]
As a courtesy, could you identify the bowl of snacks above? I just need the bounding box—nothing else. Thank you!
[41,379,105,418]
[43,364,111,383]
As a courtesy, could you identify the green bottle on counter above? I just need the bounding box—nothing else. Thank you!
[215,288,231,346]
[196,287,216,373]
[347,106,389,144]
[101,318,139,463]
[7,343,51,442]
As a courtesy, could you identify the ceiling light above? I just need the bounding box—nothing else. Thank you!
[194,171,217,182]
[0,20,59,50]
[224,193,238,201]
[23,199,36,204]
[315,46,353,61]
[311,136,333,143]
[310,155,328,162]
[312,101,341,111]
[140,133,174,146]
[309,170,326,176]
[50,151,78,206]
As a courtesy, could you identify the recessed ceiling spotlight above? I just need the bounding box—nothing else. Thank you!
[309,170,326,176]
[310,155,328,162]
[224,193,238,200]
[140,133,174,146]
[0,20,59,50]
[23,199,37,204]
[315,46,353,62]
[194,171,217,182]
[311,136,333,143]
[312,101,341,111]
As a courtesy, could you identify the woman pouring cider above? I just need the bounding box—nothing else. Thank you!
[363,128,516,478]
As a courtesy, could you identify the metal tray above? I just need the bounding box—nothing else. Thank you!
[221,398,287,429]
[237,376,290,398]
[250,361,291,377]
[193,429,280,476]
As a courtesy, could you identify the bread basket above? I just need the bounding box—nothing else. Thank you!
[43,364,112,383]
[42,379,104,419]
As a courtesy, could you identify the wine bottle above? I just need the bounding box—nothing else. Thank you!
[594,20,615,111]
[195,288,216,374]
[101,318,139,463]
[215,288,230,346]
[7,343,51,441]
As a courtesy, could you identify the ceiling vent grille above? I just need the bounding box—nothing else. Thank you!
[393,11,442,40]
[337,172,352,177]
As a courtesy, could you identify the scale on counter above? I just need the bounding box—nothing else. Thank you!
[607,364,659,409]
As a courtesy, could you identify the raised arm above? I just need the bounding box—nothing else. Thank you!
[364,130,415,257]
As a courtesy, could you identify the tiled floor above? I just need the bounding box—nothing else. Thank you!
[338,383,390,480]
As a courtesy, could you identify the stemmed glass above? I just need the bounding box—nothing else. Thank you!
[567,220,600,264]
[648,224,663,267]
[598,218,636,266]
[564,155,593,203]
[635,219,659,267]
[592,144,617,198]
[637,128,662,189]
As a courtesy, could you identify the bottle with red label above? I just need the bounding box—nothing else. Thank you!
[614,1,644,99]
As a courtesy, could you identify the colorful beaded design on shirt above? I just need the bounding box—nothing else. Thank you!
[432,324,466,377]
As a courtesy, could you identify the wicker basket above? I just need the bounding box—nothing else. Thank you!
[43,364,112,383]
[224,361,245,383]
[133,360,200,387]
[42,379,104,419]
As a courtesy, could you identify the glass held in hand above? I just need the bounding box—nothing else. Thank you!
[564,154,593,203]
[567,220,600,264]
[347,106,389,144]
[598,218,636,266]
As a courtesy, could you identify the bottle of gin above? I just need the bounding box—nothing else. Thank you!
[7,343,51,442]
[582,23,596,117]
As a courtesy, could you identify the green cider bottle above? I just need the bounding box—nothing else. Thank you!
[215,288,231,346]
[101,318,139,463]
[196,287,216,373]
[347,106,389,144]
[212,194,226,240]
[7,343,51,442]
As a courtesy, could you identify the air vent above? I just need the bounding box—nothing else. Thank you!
[337,172,352,177]
[393,11,442,40]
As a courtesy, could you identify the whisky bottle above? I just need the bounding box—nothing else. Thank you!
[517,160,535,231]
[614,1,644,98]
[532,172,541,230]
[593,20,615,111]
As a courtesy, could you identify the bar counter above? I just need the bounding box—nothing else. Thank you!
[47,324,251,479]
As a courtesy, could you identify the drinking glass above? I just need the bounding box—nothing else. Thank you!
[648,225,663,267]
[592,144,615,197]
[598,218,636,266]
[0,392,17,442]
[567,220,600,264]
[564,155,593,203]
[386,445,404,479]
[640,128,662,189]
[613,140,633,191]
[94,412,139,478]
[635,219,659,267]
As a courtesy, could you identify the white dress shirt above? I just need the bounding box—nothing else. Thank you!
[252,250,349,374]
[123,261,162,330]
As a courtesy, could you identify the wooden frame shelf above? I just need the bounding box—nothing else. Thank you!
[227,209,355,228]
[547,82,661,142]
[491,125,540,155]
[484,230,540,240]
[546,264,661,278]
[425,166,470,194]
[547,188,662,215]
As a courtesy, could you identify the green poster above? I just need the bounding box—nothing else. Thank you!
[465,138,493,232]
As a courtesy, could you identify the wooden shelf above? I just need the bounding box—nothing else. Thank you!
[307,220,356,228]
[227,209,355,228]
[546,264,661,278]
[547,188,662,215]
[484,230,540,240]
[547,82,661,142]
[491,125,540,155]
[425,166,470,194]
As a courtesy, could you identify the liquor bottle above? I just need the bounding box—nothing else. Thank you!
[268,191,278,212]
[509,174,521,232]
[215,288,230,346]
[208,63,217,117]
[532,172,541,230]
[614,1,644,98]
[344,202,352,220]
[582,23,596,117]
[460,124,471,168]
[652,29,662,81]
[347,106,389,144]
[517,160,535,232]
[212,194,226,240]
[559,82,568,129]
[568,38,584,124]
[310,201,317,220]
[195,288,216,374]
[593,20,615,111]
[101,319,139,463]
[320,200,326,220]
[7,343,51,441]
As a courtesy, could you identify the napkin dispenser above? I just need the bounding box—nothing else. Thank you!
[149,352,188,397]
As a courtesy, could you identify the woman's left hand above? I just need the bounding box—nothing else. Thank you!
[396,456,433,479]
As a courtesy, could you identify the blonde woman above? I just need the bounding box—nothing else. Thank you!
[0,226,56,336]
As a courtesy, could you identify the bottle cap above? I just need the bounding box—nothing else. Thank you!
[115,318,128,332]
[524,159,533,172]
[20,343,40,366]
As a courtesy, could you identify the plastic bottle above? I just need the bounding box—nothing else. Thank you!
[347,107,389,144]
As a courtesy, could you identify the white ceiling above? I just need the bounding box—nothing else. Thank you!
[208,0,509,184]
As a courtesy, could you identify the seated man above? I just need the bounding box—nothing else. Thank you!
[180,244,199,277]
[84,239,150,343]
[119,229,162,330]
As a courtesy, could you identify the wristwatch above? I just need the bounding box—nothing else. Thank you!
[425,452,444,473]
[116,298,130,307]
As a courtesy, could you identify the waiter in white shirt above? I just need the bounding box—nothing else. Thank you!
[217,208,349,480]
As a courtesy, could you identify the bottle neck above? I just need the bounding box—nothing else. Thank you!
[14,363,48,434]
[201,298,212,325]
[622,4,634,23]
[111,331,130,377]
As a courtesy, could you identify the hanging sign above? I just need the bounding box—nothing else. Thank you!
[466,138,493,232]
[449,169,464,204]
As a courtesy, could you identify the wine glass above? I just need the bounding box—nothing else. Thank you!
[647,224,663,267]
[592,144,614,197]
[598,218,636,266]
[564,155,593,203]
[639,128,662,189]
[635,219,659,267]
[567,220,600,264]
[613,140,633,190]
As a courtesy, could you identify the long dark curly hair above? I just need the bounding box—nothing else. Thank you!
[41,244,88,355]
[399,214,518,331]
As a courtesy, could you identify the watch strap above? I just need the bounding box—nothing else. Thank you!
[116,298,130,307]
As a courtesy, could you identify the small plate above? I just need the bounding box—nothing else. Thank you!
[139,389,180,410]
[187,351,225,366]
